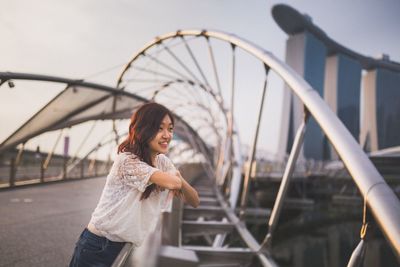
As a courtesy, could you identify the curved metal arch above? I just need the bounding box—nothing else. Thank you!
[151,79,228,125]
[0,72,212,161]
[114,30,400,256]
[170,103,223,140]
[118,71,227,123]
[151,80,227,166]
[115,32,241,208]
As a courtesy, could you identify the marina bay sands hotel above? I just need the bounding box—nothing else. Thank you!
[274,5,400,160]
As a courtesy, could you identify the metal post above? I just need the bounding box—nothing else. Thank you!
[43,129,63,171]
[239,66,269,219]
[62,133,69,179]
[63,156,67,180]
[206,36,222,95]
[9,157,15,187]
[15,143,25,167]
[40,157,45,183]
[94,159,98,177]
[161,197,183,246]
[229,44,236,170]
[80,160,84,179]
[260,108,309,250]
[225,44,236,201]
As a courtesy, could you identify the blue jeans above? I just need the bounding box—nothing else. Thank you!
[69,228,125,267]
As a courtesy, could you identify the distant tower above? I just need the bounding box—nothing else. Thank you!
[361,60,400,151]
[283,31,327,160]
[272,4,400,160]
[324,54,362,158]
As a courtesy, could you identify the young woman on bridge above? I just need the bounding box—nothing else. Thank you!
[69,102,199,267]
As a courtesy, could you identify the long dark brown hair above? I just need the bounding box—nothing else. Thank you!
[118,102,174,200]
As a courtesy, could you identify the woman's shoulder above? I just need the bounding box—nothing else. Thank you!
[117,151,137,158]
[116,151,140,164]
[116,152,157,177]
[156,154,175,171]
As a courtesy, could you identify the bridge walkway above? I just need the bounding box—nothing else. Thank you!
[0,176,105,267]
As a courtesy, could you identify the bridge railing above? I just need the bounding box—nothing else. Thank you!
[0,149,109,188]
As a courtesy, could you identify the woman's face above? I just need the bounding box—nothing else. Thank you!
[149,114,174,155]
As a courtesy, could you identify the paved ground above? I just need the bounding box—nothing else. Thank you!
[0,177,106,267]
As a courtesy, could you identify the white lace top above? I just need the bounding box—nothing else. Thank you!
[89,152,176,247]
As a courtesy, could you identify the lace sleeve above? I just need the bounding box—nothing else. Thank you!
[120,155,159,192]
[158,154,177,174]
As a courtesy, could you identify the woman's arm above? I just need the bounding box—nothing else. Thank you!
[176,171,200,208]
[149,171,182,190]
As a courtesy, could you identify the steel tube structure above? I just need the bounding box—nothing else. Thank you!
[239,72,269,219]
[261,109,309,249]
[127,29,400,258]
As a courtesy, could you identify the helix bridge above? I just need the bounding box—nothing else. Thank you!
[1,4,399,267]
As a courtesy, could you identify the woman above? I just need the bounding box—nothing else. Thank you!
[69,102,200,267]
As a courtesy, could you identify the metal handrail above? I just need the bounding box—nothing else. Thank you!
[113,209,164,267]
[111,243,133,267]
[123,29,400,258]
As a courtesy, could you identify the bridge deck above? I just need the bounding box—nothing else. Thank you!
[0,177,105,267]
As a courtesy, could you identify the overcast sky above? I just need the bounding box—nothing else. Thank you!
[0,0,399,158]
